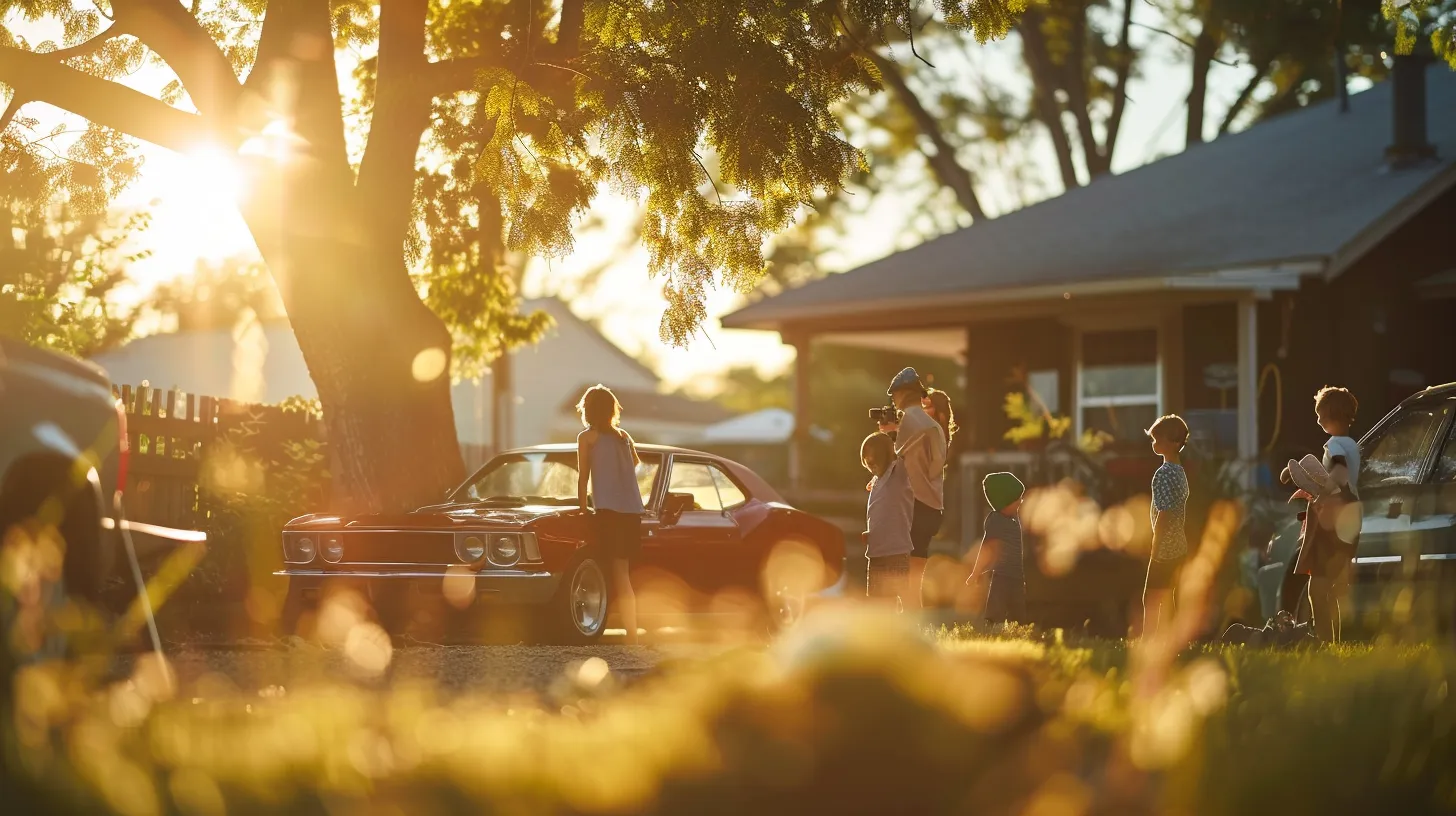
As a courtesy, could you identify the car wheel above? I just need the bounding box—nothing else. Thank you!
[549,555,609,644]
[764,585,807,636]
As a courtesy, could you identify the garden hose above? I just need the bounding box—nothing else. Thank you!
[1259,362,1282,455]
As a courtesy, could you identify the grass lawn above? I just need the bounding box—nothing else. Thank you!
[6,612,1456,815]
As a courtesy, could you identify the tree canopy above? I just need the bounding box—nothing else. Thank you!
[0,0,1028,511]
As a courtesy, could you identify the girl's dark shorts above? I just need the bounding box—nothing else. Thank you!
[910,500,943,559]
[593,510,642,561]
[1145,555,1186,592]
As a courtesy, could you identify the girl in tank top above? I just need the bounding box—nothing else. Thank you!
[576,385,644,644]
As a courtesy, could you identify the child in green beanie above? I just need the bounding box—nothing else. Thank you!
[969,472,1027,623]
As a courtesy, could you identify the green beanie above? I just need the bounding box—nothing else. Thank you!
[983,472,1026,512]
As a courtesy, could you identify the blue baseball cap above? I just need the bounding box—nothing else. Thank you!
[887,367,924,396]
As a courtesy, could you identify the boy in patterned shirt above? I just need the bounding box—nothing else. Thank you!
[1144,414,1190,638]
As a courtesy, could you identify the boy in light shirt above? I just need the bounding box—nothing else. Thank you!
[861,432,913,609]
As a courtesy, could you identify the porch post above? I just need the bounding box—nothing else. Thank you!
[1236,297,1259,489]
[788,333,811,492]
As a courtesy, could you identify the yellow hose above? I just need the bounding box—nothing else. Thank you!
[1258,362,1282,454]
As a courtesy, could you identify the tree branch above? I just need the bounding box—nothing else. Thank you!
[553,0,585,63]
[0,44,216,151]
[357,0,433,253]
[47,25,131,61]
[867,50,986,220]
[111,0,241,122]
[1018,19,1081,190]
[1132,21,1239,66]
[246,0,349,175]
[0,92,25,134]
[1218,58,1270,136]
[425,53,512,97]
[1102,0,1137,173]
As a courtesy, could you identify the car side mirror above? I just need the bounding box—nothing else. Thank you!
[1387,499,1403,520]
[662,492,694,524]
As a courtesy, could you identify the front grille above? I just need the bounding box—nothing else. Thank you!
[339,531,458,565]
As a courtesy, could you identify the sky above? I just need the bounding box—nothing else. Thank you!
[12,6,1297,393]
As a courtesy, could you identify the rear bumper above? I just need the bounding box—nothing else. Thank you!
[274,569,561,605]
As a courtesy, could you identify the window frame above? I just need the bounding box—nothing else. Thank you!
[664,456,726,513]
[708,463,750,510]
[1356,397,1456,492]
[1073,326,1163,442]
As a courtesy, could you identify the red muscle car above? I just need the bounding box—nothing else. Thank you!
[277,444,845,642]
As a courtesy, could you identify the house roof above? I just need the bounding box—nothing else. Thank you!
[529,297,658,384]
[557,385,735,426]
[724,65,1456,331]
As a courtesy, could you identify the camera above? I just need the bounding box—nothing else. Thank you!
[868,406,901,425]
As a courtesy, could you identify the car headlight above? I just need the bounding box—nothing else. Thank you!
[322,535,344,563]
[284,533,316,564]
[488,534,520,567]
[456,533,486,563]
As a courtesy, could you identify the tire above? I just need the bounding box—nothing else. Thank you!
[546,553,609,644]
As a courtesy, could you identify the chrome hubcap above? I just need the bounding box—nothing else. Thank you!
[570,561,607,636]
[775,587,805,628]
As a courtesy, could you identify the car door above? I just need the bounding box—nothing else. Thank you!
[1350,397,1455,608]
[637,456,742,598]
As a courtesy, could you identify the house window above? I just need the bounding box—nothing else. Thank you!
[1079,329,1160,443]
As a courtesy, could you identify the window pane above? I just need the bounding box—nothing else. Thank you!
[1082,364,1158,399]
[1083,403,1160,444]
[668,462,723,512]
[636,455,661,504]
[1436,417,1456,484]
[1028,369,1060,414]
[711,466,747,508]
[1360,403,1453,491]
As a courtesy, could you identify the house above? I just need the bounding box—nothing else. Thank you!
[548,386,736,446]
[93,297,724,467]
[724,56,1456,542]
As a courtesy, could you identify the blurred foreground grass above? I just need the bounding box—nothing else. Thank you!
[6,612,1456,816]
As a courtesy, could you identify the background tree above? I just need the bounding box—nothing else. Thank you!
[0,0,1025,512]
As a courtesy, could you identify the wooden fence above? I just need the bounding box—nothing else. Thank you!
[112,383,325,529]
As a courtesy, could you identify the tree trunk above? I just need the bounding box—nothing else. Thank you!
[239,163,466,515]
[1186,26,1221,147]
[1018,18,1081,190]
[869,52,987,220]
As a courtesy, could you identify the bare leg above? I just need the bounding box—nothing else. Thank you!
[1308,576,1337,642]
[1143,588,1172,639]
[909,556,927,610]
[613,559,639,645]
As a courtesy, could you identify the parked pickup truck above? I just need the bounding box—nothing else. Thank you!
[0,337,202,641]
[1257,383,1456,634]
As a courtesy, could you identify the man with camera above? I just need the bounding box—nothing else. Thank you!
[870,367,947,610]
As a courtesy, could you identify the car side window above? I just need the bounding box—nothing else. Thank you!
[1434,408,1456,484]
[636,454,662,505]
[668,461,723,512]
[1360,402,1453,491]
[710,465,747,509]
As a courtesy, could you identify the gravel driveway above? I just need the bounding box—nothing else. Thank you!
[120,633,740,698]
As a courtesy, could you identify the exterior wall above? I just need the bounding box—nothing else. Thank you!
[1264,184,1456,463]
[963,318,1072,451]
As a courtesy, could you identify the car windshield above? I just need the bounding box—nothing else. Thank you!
[454,450,662,506]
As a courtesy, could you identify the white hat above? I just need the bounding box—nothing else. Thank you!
[1287,454,1335,497]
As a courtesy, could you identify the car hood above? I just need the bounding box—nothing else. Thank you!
[286,503,575,531]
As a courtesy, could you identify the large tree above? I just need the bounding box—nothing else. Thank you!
[0,0,1023,512]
